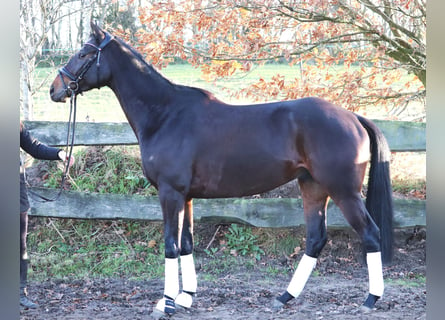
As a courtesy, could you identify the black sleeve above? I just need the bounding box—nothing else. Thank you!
[20,125,61,160]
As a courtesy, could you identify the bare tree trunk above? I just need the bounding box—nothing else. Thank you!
[20,0,36,120]
[20,58,33,120]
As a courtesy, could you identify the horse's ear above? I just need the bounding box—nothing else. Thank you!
[90,21,105,41]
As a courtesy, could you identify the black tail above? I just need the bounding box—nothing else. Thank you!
[357,115,394,264]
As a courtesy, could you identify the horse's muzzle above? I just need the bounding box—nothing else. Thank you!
[49,83,68,103]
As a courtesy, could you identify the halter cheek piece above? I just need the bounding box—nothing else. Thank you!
[58,32,114,96]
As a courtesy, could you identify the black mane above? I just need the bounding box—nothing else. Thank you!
[116,36,215,100]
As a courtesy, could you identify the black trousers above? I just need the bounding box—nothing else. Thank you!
[20,173,30,288]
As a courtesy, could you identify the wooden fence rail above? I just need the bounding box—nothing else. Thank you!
[24,120,425,151]
[25,120,426,228]
[28,188,425,228]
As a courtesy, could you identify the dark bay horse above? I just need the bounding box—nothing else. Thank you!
[50,22,393,315]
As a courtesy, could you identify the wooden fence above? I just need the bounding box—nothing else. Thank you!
[25,120,426,228]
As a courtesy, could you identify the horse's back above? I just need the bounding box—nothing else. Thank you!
[234,96,370,161]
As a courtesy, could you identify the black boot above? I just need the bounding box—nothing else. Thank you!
[20,259,37,309]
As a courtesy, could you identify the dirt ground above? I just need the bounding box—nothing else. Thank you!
[20,225,425,320]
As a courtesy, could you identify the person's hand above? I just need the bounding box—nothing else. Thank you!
[58,150,75,167]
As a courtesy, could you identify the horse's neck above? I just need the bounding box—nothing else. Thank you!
[108,51,174,138]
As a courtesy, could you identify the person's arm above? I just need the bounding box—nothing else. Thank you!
[20,124,61,160]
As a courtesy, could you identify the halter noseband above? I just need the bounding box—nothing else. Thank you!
[58,32,114,96]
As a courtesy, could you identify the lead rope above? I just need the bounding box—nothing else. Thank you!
[27,91,77,202]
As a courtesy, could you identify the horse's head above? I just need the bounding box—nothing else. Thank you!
[50,22,114,102]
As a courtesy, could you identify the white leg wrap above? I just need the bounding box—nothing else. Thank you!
[155,258,180,314]
[164,258,179,299]
[367,252,384,297]
[175,292,194,309]
[175,254,197,309]
[287,254,317,298]
[155,297,175,314]
[180,254,197,293]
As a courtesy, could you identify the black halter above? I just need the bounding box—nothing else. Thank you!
[58,32,114,96]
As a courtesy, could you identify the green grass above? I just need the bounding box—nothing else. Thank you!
[391,179,425,196]
[26,217,276,281]
[41,145,157,196]
[387,275,426,288]
[32,66,124,122]
[390,152,426,199]
[224,223,265,260]
[28,219,166,281]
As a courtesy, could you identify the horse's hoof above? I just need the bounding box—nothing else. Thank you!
[272,298,285,311]
[150,308,168,319]
[361,293,379,313]
[360,305,374,314]
[175,292,193,309]
[153,297,176,318]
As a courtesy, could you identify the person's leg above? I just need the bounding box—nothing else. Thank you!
[19,210,37,308]
[20,174,37,308]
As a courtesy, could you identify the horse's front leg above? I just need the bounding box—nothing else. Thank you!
[154,185,185,316]
[175,198,198,309]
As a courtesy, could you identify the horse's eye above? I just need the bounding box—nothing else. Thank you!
[78,52,86,58]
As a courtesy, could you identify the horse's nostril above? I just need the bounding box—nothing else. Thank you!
[50,85,54,95]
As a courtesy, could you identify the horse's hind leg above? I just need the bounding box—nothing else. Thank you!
[333,194,383,311]
[275,175,329,308]
[175,199,198,309]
